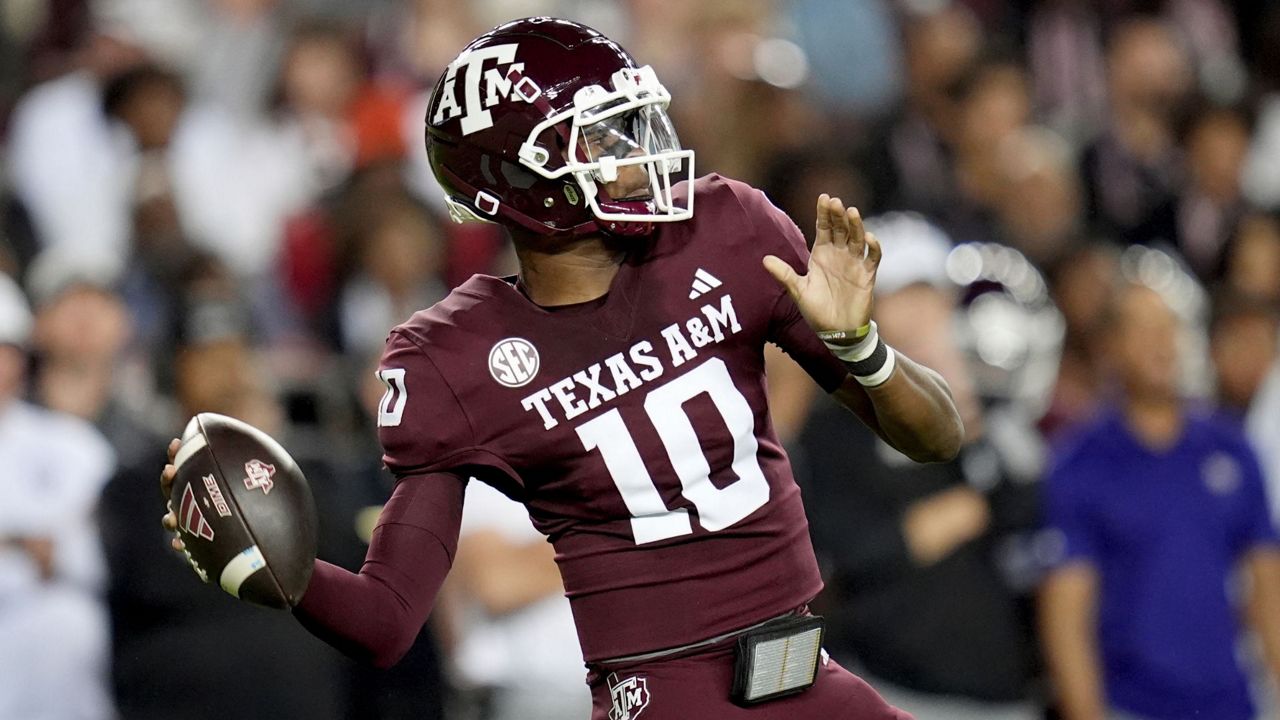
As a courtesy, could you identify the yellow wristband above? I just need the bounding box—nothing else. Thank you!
[815,323,873,342]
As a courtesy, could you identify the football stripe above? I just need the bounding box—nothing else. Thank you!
[220,545,267,598]
[174,433,207,472]
[179,484,215,541]
[180,485,195,529]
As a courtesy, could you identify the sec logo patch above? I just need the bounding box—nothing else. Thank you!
[489,337,540,388]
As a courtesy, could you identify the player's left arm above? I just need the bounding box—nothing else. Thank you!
[764,195,963,463]
[3,536,55,579]
[1236,448,1280,684]
[1244,546,1280,684]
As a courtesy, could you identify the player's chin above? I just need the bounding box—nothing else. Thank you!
[603,177,652,202]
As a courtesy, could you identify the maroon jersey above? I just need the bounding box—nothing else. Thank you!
[376,174,848,662]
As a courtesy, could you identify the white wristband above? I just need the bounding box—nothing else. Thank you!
[822,321,897,387]
[854,347,896,387]
[822,321,880,363]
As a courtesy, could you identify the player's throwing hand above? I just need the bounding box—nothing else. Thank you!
[763,194,881,335]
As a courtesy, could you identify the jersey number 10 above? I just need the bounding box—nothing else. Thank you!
[576,358,771,544]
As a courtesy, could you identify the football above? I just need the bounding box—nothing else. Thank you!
[169,412,318,608]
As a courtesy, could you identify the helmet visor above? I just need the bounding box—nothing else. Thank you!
[516,64,695,226]
[576,101,686,204]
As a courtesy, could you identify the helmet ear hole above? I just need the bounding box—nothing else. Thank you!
[501,161,538,190]
[508,191,530,211]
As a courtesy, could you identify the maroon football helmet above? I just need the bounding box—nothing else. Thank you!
[425,17,694,237]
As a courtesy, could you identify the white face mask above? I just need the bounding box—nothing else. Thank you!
[517,65,696,224]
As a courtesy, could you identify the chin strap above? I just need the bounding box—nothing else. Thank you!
[596,206,655,237]
[583,182,657,237]
[601,221,656,237]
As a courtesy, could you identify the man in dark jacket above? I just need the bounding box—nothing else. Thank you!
[796,216,1047,719]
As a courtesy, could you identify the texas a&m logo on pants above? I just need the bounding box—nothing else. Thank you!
[608,673,650,720]
[243,459,276,495]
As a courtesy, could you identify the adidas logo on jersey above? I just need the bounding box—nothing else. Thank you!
[688,268,722,300]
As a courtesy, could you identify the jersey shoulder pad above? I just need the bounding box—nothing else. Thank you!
[690,174,807,266]
[374,329,475,476]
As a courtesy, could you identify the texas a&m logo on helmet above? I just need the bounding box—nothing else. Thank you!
[431,43,541,136]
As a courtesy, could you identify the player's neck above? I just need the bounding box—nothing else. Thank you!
[514,234,626,307]
[1123,395,1183,451]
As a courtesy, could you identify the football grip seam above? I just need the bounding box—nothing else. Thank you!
[196,414,291,604]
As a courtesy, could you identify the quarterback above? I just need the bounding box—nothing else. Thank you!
[162,17,961,719]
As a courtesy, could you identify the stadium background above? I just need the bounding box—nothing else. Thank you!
[1,0,1278,718]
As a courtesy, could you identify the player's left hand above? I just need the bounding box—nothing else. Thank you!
[763,194,881,335]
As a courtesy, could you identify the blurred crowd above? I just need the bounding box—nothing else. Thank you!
[0,0,1279,719]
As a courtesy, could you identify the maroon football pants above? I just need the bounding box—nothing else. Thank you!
[587,642,913,720]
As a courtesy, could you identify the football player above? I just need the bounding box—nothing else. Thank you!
[162,17,962,719]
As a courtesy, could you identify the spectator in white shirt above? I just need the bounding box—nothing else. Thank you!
[448,479,592,720]
[0,272,117,720]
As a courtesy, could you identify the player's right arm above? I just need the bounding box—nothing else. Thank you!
[292,471,465,668]
[159,329,484,668]
[159,448,467,669]
[292,325,522,667]
[296,327,502,667]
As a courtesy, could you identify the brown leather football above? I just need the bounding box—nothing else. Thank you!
[169,413,317,608]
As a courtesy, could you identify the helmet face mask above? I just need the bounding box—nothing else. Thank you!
[427,18,695,238]
[520,66,694,226]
